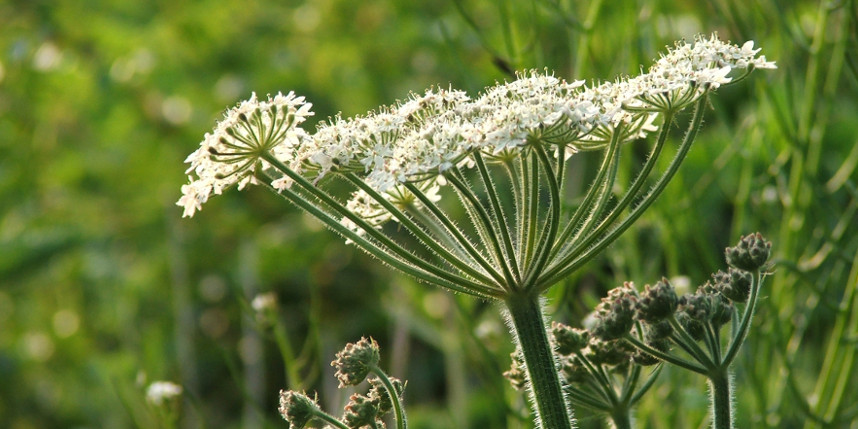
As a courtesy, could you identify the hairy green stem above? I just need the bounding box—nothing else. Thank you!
[474,152,522,285]
[555,110,672,264]
[709,370,733,429]
[571,128,622,243]
[623,334,707,375]
[314,409,350,429]
[259,163,503,298]
[446,170,518,290]
[505,295,574,429]
[524,154,540,269]
[370,367,408,429]
[538,95,707,291]
[722,270,763,365]
[523,144,561,289]
[551,128,621,260]
[403,182,506,285]
[344,174,498,287]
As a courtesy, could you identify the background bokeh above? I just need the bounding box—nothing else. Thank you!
[1,0,856,428]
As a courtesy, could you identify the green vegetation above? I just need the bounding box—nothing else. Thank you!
[1,0,856,428]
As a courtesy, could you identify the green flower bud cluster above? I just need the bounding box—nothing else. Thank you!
[341,377,406,428]
[279,338,408,429]
[507,316,662,427]
[502,351,528,391]
[725,232,772,272]
[332,337,381,387]
[591,282,639,341]
[278,391,321,429]
[513,233,772,428]
[636,278,679,323]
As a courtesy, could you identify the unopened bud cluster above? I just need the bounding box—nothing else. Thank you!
[504,233,772,421]
[332,336,381,387]
[279,338,407,428]
[725,232,772,272]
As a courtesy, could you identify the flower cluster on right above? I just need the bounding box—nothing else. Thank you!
[506,233,772,426]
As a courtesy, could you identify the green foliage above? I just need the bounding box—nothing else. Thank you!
[2,0,856,428]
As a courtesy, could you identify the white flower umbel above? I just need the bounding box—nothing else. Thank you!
[180,34,775,429]
[472,70,594,155]
[178,92,313,217]
[625,35,777,113]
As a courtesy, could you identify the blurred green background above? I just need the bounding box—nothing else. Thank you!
[1,0,856,428]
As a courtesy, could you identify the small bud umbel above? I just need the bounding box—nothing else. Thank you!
[725,232,772,271]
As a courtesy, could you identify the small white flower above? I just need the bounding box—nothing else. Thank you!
[146,381,183,406]
[251,292,278,312]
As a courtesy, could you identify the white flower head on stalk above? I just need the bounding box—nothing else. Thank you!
[299,88,476,194]
[290,109,406,188]
[388,88,481,178]
[576,78,660,148]
[146,380,183,406]
[177,92,314,217]
[472,70,596,155]
[625,34,777,113]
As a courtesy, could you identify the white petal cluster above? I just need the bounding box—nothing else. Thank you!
[178,92,313,217]
[180,35,775,224]
[472,71,593,154]
[146,381,183,406]
[625,35,777,112]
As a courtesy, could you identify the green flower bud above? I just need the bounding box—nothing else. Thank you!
[343,393,380,429]
[503,351,527,390]
[592,283,639,341]
[332,337,381,387]
[561,355,590,384]
[712,268,752,303]
[645,320,673,340]
[586,337,634,366]
[676,293,710,341]
[675,311,705,341]
[278,390,319,429]
[709,293,734,327]
[368,376,405,416]
[636,278,678,323]
[725,232,772,271]
[552,322,589,355]
[697,280,719,295]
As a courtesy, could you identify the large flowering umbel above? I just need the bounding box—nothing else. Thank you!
[178,35,775,304]
[182,37,774,429]
[178,35,775,222]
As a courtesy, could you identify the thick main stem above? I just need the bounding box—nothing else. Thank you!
[609,408,633,429]
[709,371,733,429]
[505,295,574,429]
